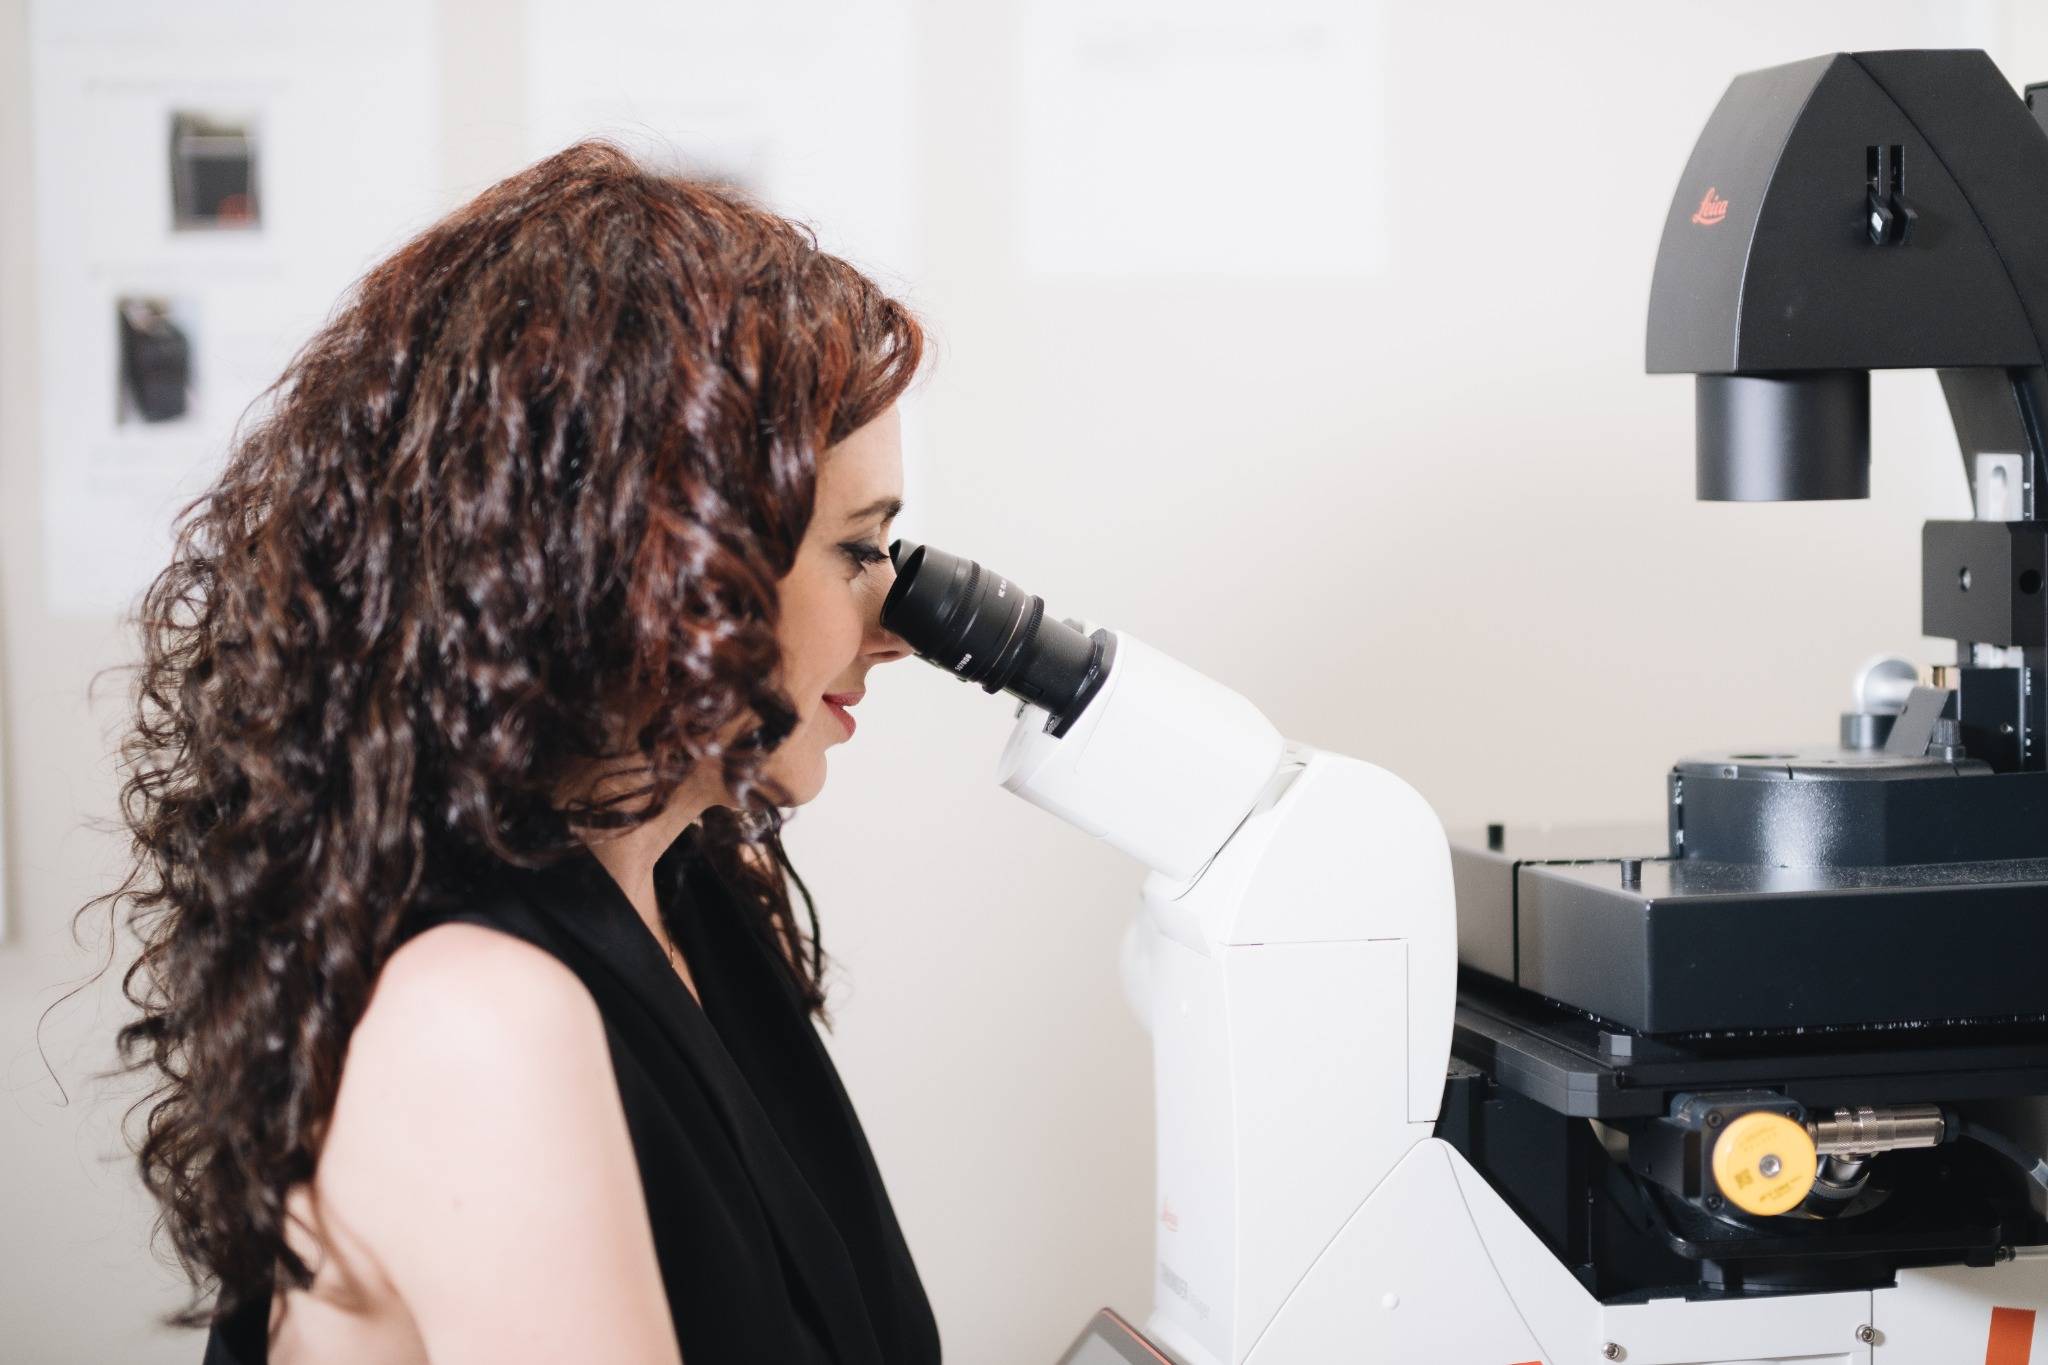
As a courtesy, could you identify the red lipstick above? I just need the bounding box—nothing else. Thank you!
[822,691,862,737]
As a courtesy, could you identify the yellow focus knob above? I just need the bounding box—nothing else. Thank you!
[1710,1111,1818,1217]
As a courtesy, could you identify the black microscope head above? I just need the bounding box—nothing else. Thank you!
[1646,50,2048,501]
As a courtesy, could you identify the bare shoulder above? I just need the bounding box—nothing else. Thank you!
[324,920,617,1206]
[360,921,600,1058]
[300,921,679,1364]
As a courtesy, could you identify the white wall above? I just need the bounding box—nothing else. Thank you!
[8,3,2048,1362]
[2,0,207,1357]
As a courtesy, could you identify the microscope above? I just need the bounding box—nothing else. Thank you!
[891,49,2048,1365]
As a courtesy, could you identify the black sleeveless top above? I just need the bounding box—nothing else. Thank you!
[202,842,941,1364]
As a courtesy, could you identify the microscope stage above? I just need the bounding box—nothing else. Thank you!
[1454,826,2048,1035]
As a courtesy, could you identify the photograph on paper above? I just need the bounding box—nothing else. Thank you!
[169,111,260,231]
[114,295,198,427]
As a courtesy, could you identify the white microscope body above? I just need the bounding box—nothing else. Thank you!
[1002,631,2048,1365]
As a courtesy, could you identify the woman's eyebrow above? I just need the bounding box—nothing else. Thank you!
[843,496,904,525]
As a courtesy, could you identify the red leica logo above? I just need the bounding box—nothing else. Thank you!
[1691,187,1729,226]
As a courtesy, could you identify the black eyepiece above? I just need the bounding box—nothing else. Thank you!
[882,540,1113,735]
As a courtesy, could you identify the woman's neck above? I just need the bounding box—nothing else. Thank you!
[585,792,715,1002]
[570,765,725,967]
[588,787,710,906]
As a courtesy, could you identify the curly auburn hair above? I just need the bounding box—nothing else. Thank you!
[87,140,924,1328]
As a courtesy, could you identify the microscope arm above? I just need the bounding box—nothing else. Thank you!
[995,630,1461,1364]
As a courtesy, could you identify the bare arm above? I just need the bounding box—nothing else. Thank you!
[308,923,683,1364]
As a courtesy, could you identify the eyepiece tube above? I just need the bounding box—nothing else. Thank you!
[882,540,1114,735]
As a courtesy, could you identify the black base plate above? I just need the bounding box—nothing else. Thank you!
[1454,973,2048,1120]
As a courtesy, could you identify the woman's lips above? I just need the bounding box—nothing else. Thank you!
[823,691,862,738]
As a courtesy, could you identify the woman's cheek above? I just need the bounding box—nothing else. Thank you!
[842,588,872,655]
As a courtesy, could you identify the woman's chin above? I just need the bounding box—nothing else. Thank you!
[767,748,829,808]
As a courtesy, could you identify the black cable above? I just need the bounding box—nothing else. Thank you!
[1959,1118,2048,1216]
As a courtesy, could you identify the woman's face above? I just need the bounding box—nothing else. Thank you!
[761,404,912,804]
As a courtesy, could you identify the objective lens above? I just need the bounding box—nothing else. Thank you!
[882,540,1113,735]
[1695,371,1869,501]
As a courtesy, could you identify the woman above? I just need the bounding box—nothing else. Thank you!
[96,141,941,1363]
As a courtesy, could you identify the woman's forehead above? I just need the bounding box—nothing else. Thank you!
[820,407,903,516]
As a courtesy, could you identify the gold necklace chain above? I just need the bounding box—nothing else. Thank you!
[654,922,694,992]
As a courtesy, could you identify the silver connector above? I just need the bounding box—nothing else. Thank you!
[1816,1155,1869,1187]
[1853,656,1920,715]
[1806,1103,1947,1156]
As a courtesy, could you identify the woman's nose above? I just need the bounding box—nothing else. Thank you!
[866,622,913,663]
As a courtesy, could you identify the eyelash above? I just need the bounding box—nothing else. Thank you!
[840,541,889,574]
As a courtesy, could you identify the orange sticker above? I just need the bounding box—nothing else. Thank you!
[1988,1306,2037,1365]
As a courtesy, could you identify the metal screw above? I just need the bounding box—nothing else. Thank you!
[1603,1345,1625,1361]
[1760,1154,1783,1178]
[1706,1112,1725,1129]
[1856,1324,1877,1344]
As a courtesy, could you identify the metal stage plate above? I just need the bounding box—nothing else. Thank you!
[1454,825,2048,1034]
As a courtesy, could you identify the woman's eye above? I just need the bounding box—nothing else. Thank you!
[840,541,888,575]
